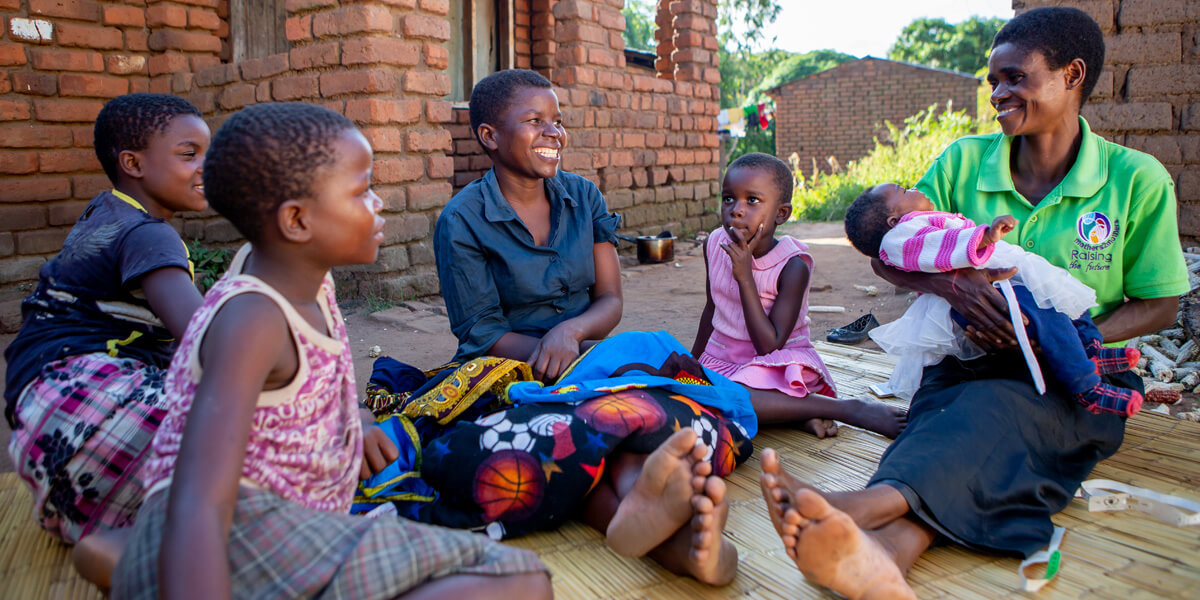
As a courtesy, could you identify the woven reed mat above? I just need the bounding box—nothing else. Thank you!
[2,341,1198,599]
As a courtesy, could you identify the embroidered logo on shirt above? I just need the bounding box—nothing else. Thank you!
[1076,212,1114,247]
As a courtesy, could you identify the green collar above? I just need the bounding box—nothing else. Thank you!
[976,116,1106,200]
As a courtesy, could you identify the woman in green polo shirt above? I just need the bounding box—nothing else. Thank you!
[758,8,1189,598]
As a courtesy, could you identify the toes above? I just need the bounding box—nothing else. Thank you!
[704,476,727,505]
[693,458,713,478]
[664,428,700,457]
[761,448,780,476]
[793,489,835,521]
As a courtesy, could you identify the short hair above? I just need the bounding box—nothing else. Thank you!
[993,7,1105,104]
[203,102,355,243]
[844,185,892,257]
[468,69,554,145]
[726,153,793,206]
[94,93,202,185]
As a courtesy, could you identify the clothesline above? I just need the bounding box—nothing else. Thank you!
[717,101,774,138]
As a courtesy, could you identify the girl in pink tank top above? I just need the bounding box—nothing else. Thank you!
[693,154,907,440]
[75,104,548,600]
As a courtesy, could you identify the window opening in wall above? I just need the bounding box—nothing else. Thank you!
[448,0,516,103]
[229,0,290,62]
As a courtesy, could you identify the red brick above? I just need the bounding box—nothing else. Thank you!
[0,72,9,95]
[341,37,420,66]
[0,43,26,67]
[405,182,451,211]
[48,200,88,226]
[0,0,19,9]
[427,155,453,179]
[105,54,147,75]
[0,151,37,175]
[285,15,312,42]
[11,72,57,96]
[402,71,450,95]
[419,0,449,16]
[0,124,73,148]
[56,23,124,50]
[16,229,70,254]
[239,54,289,80]
[0,177,70,202]
[33,99,104,123]
[312,5,392,37]
[0,99,30,123]
[425,99,452,123]
[401,14,450,40]
[423,42,448,69]
[218,83,256,109]
[148,30,221,53]
[125,30,149,52]
[148,53,190,76]
[29,0,100,21]
[290,41,339,69]
[4,205,49,231]
[71,173,110,199]
[405,128,451,152]
[344,98,421,124]
[319,70,394,97]
[103,4,145,27]
[147,3,187,27]
[71,125,91,147]
[271,74,319,100]
[30,48,103,72]
[256,81,271,102]
[188,7,220,30]
[59,73,129,98]
[361,127,403,152]
[373,156,423,183]
[285,0,336,11]
[37,148,96,173]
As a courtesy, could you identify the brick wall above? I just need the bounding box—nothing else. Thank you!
[450,0,723,238]
[1013,0,1200,239]
[0,0,722,331]
[768,58,978,175]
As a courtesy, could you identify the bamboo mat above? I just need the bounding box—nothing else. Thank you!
[2,341,1198,599]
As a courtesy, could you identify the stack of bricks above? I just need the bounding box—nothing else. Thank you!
[768,58,978,176]
[449,0,722,237]
[1014,0,1200,239]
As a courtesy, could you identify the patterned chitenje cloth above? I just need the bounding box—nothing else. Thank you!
[358,344,753,540]
[112,487,547,600]
[7,352,167,543]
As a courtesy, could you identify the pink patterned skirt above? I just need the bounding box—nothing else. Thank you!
[7,352,167,543]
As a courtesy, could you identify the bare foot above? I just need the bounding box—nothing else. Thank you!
[800,418,838,439]
[835,398,907,439]
[684,474,737,585]
[759,448,905,531]
[782,489,916,600]
[607,428,705,557]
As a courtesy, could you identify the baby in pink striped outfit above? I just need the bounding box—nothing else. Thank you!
[844,183,1143,417]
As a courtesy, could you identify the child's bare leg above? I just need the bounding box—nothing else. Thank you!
[750,388,907,439]
[398,572,552,600]
[606,429,706,557]
[776,489,918,600]
[749,387,838,437]
[72,527,132,591]
[646,473,737,586]
[760,448,908,530]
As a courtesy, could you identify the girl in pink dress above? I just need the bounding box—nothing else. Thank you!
[692,154,906,439]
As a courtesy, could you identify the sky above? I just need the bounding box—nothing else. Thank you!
[757,0,1014,59]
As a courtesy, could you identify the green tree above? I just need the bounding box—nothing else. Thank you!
[621,0,656,52]
[887,16,1007,75]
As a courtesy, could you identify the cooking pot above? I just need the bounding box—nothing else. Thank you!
[616,231,675,264]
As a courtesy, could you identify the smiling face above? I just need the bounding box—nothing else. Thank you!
[721,166,790,253]
[987,43,1082,137]
[481,86,566,181]
[305,128,385,266]
[879,183,935,227]
[134,114,210,214]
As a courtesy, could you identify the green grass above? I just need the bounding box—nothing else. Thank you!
[790,97,998,222]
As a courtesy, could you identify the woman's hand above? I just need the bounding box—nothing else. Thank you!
[722,224,762,284]
[359,408,399,480]
[528,323,583,382]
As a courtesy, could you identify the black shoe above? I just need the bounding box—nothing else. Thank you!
[826,313,880,345]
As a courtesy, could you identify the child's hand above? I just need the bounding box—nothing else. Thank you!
[360,410,399,480]
[722,224,762,283]
[979,215,1018,249]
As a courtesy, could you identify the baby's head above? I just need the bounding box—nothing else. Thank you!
[844,183,935,256]
[94,93,209,213]
[469,69,563,180]
[721,153,793,241]
[204,103,382,265]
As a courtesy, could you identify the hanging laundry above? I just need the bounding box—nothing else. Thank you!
[756,103,770,130]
